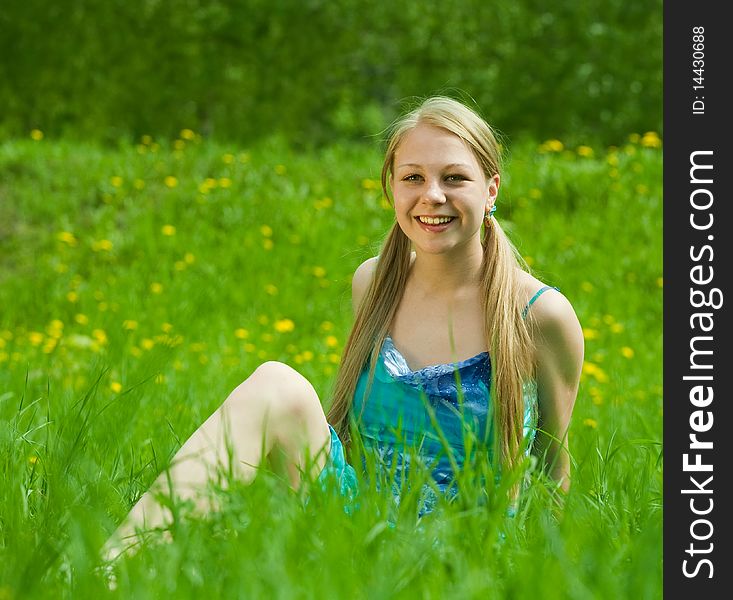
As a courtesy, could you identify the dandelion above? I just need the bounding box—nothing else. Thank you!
[621,346,635,359]
[219,177,232,188]
[141,135,153,145]
[635,184,648,195]
[92,329,108,345]
[234,328,249,339]
[583,418,598,429]
[164,176,178,188]
[74,314,89,325]
[577,145,594,157]
[66,291,79,303]
[326,335,338,348]
[155,374,167,384]
[523,256,535,267]
[260,225,273,237]
[161,224,176,236]
[150,282,163,294]
[606,153,619,166]
[141,339,155,350]
[244,343,256,353]
[110,381,122,393]
[265,284,278,295]
[628,133,641,144]
[30,129,44,141]
[184,252,195,264]
[314,197,333,210]
[180,129,196,140]
[173,140,186,151]
[42,338,57,353]
[582,328,599,340]
[29,455,39,465]
[92,239,113,252]
[222,153,235,164]
[540,139,564,152]
[641,132,661,148]
[174,260,187,271]
[357,235,369,246]
[274,319,295,333]
[312,266,326,278]
[581,281,594,292]
[130,346,142,357]
[362,178,379,190]
[328,353,341,364]
[320,321,333,332]
[123,320,138,331]
[263,239,274,250]
[57,231,78,246]
[110,176,124,188]
[610,323,624,333]
[275,164,287,175]
[602,315,615,325]
[582,361,609,383]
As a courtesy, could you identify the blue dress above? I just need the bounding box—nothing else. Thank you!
[317,285,557,514]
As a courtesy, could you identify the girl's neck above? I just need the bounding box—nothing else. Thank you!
[409,241,485,298]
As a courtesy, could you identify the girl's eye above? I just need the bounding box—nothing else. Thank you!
[403,174,422,182]
[446,174,467,182]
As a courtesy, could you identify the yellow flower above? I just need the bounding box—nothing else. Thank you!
[92,239,113,252]
[577,145,594,157]
[260,225,273,237]
[162,323,173,333]
[582,328,599,340]
[361,178,379,190]
[141,135,153,145]
[581,281,594,292]
[320,321,333,332]
[57,231,78,246]
[628,133,641,144]
[184,252,195,264]
[29,455,39,464]
[641,132,661,148]
[155,374,167,384]
[30,129,44,141]
[541,139,564,152]
[141,338,155,350]
[222,153,235,164]
[174,261,186,271]
[257,315,269,325]
[161,224,176,236]
[130,346,142,357]
[610,323,624,333]
[110,176,124,188]
[244,343,256,352]
[133,179,146,190]
[123,320,138,331]
[582,361,609,383]
[92,329,108,345]
[42,339,57,353]
[265,284,278,295]
[74,314,89,325]
[180,128,195,140]
[583,418,598,429]
[219,177,232,188]
[275,164,287,175]
[173,139,186,151]
[314,197,333,210]
[262,239,274,250]
[150,282,163,294]
[657,277,663,288]
[274,319,295,333]
[234,328,249,339]
[621,346,635,359]
[312,266,326,278]
[164,176,178,188]
[110,381,122,393]
[326,335,338,348]
[66,291,79,303]
[328,353,341,364]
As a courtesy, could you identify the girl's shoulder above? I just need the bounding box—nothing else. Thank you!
[516,270,582,349]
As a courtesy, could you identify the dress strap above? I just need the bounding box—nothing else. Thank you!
[521,285,559,319]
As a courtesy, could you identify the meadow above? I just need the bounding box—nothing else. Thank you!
[0,129,662,598]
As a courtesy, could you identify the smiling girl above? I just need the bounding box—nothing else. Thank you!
[104,96,584,560]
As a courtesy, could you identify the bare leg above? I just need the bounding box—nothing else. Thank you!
[102,361,331,561]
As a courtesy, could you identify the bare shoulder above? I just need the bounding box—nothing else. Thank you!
[516,270,582,347]
[352,256,379,314]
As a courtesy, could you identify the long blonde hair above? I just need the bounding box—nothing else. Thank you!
[326,96,535,477]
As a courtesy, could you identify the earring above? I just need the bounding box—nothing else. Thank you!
[485,204,497,221]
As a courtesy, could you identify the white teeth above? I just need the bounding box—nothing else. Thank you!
[418,216,454,225]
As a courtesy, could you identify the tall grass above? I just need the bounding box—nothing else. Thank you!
[0,130,662,598]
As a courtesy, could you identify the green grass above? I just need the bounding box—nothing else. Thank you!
[0,131,662,598]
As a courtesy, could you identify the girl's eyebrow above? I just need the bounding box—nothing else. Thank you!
[396,162,473,170]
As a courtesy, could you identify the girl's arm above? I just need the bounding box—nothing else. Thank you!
[529,291,584,493]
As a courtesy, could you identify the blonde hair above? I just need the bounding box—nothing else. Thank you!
[327,96,534,479]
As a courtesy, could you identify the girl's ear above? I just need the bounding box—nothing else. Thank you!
[487,174,500,212]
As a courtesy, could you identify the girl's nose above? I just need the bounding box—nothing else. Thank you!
[423,179,446,203]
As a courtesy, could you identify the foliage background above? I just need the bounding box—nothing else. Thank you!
[1,0,661,146]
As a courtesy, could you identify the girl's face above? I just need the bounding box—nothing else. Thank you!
[391,123,499,256]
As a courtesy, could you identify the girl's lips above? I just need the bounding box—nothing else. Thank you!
[415,216,455,233]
